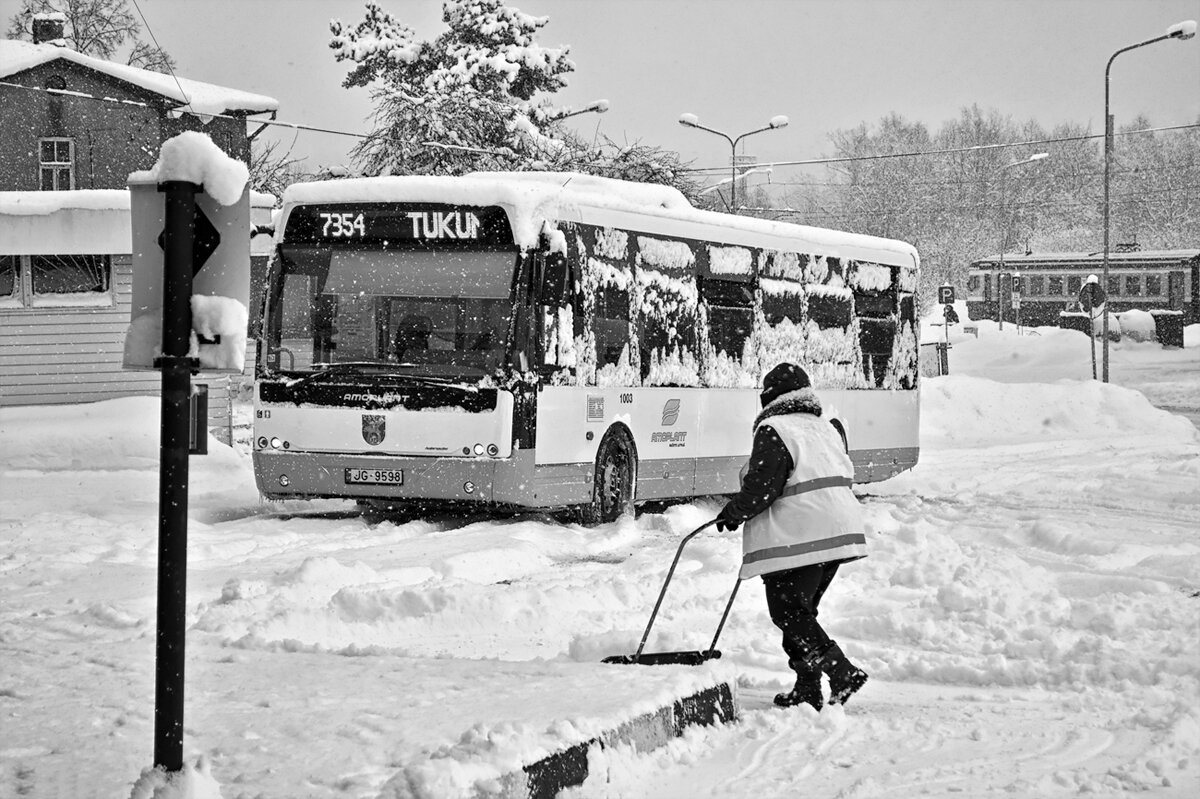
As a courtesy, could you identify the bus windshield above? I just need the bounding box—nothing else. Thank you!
[264,247,518,379]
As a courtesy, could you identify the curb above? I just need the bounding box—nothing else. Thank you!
[499,682,739,799]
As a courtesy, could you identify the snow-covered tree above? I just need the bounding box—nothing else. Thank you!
[330,0,573,173]
[6,0,175,73]
[329,0,701,200]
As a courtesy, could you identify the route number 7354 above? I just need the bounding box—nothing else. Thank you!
[320,212,366,238]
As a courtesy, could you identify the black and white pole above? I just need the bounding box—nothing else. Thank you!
[153,180,201,772]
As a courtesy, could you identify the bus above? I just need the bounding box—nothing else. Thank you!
[253,172,921,523]
[966,249,1200,326]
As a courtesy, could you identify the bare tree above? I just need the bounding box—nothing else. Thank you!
[248,138,307,202]
[6,0,175,73]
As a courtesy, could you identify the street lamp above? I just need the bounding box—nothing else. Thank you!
[679,113,788,211]
[1102,19,1196,382]
[547,99,610,123]
[996,153,1049,330]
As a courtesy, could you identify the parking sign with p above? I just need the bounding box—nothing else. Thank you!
[938,284,956,305]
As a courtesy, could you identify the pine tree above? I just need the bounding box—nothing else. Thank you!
[329,0,701,200]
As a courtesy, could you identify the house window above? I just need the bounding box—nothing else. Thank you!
[39,138,74,190]
[1028,275,1044,296]
[1067,275,1082,296]
[0,254,112,309]
[1108,276,1121,296]
[0,255,17,300]
[1145,274,1162,296]
[1124,275,1141,296]
[1047,276,1064,295]
[32,254,110,295]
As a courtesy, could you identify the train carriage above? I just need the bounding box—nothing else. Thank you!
[966,249,1200,326]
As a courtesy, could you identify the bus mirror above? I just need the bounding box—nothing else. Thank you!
[540,252,569,306]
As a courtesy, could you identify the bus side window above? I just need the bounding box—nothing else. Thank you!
[700,277,754,360]
[595,280,631,370]
[807,291,852,330]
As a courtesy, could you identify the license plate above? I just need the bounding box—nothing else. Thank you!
[345,468,404,485]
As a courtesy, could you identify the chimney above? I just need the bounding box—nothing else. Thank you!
[32,13,66,46]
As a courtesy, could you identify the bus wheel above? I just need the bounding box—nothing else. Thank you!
[583,428,636,525]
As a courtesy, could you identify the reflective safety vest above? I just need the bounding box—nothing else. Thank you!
[740,413,867,579]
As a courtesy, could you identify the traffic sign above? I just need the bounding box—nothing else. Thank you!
[938,284,956,304]
[1079,282,1106,312]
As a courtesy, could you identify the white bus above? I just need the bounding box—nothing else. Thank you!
[254,172,920,522]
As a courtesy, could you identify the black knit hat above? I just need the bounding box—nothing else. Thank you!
[760,363,811,406]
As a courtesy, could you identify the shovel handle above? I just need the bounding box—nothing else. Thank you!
[705,577,742,657]
[633,519,719,659]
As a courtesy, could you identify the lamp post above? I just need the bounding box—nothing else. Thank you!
[996,152,1049,330]
[679,113,788,211]
[1102,19,1196,382]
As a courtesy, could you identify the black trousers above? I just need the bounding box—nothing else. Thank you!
[762,561,841,675]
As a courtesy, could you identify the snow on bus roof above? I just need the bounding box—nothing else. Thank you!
[280,172,919,265]
[0,39,278,116]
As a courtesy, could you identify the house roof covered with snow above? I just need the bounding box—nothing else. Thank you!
[0,39,278,116]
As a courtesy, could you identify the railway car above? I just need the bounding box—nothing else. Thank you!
[965,249,1200,326]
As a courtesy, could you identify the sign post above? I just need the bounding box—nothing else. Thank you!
[123,132,251,777]
[1079,276,1107,381]
[938,285,956,347]
[154,180,201,773]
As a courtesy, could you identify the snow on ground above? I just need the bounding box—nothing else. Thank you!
[1,319,1199,798]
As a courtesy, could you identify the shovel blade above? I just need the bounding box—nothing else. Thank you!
[602,650,721,666]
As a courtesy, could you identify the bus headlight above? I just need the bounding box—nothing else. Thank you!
[270,437,283,449]
[473,443,485,456]
[257,437,268,449]
[487,443,499,457]
[278,474,290,487]
[463,481,476,494]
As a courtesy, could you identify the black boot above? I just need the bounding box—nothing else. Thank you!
[774,662,823,710]
[814,642,868,706]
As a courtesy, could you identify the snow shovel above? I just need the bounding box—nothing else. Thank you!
[603,519,742,666]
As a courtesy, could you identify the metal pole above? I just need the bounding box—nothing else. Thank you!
[730,141,737,212]
[1102,31,1178,383]
[153,180,201,773]
[1102,71,1112,383]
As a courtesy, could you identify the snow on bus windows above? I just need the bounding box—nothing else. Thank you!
[700,244,756,388]
[635,236,700,387]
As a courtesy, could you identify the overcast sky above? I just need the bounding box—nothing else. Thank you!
[84,0,1200,186]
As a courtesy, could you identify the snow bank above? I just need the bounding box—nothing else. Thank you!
[920,374,1198,448]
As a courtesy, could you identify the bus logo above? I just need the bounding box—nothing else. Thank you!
[362,414,386,446]
[661,399,681,426]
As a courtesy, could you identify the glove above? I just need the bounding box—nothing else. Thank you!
[715,507,740,533]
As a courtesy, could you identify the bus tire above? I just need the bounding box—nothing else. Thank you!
[582,427,637,525]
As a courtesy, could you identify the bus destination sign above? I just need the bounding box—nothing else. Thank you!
[284,203,512,246]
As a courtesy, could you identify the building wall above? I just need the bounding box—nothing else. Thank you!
[0,60,249,192]
[0,254,235,437]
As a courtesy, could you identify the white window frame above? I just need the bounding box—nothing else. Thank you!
[38,137,75,191]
